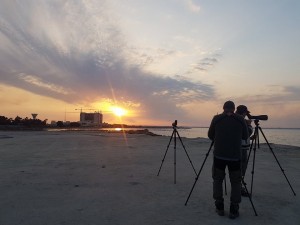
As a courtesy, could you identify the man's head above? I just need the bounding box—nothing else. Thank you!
[223,100,235,113]
[236,105,250,116]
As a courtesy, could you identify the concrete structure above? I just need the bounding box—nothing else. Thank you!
[31,113,38,119]
[80,112,103,126]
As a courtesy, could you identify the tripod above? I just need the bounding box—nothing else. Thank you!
[185,141,258,216]
[157,120,197,184]
[246,120,296,197]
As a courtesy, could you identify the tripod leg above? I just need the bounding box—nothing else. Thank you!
[241,177,258,216]
[258,127,296,196]
[174,130,177,184]
[185,141,214,206]
[246,136,255,169]
[250,136,256,196]
[224,173,227,195]
[157,130,175,176]
[176,130,197,175]
[250,130,258,196]
[257,127,260,148]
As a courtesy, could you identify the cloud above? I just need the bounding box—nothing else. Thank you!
[0,0,215,122]
[242,85,300,103]
[125,46,178,68]
[230,85,300,119]
[185,0,201,13]
[18,73,73,95]
[283,86,300,101]
[188,55,221,73]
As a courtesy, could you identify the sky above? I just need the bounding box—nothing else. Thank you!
[0,0,299,127]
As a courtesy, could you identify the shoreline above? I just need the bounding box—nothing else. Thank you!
[1,128,300,148]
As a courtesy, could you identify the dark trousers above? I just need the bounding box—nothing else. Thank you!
[241,148,248,177]
[212,157,241,204]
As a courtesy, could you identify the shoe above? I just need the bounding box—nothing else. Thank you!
[229,203,239,219]
[241,187,249,197]
[215,208,225,216]
[215,201,224,216]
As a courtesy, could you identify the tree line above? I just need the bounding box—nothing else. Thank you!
[0,115,82,128]
[0,115,47,127]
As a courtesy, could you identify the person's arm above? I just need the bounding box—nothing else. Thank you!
[245,119,253,136]
[242,119,249,141]
[208,116,216,140]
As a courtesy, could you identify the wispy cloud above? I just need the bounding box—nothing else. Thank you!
[185,0,201,13]
[187,51,222,74]
[232,85,300,112]
[193,57,219,71]
[125,46,178,68]
[18,73,72,95]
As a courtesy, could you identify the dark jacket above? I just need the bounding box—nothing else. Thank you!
[208,112,249,160]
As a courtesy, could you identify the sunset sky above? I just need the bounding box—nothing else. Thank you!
[1,0,299,127]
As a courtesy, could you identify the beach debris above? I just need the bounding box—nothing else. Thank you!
[125,129,161,136]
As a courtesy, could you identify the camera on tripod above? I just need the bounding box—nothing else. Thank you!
[157,119,197,184]
[247,113,268,121]
[172,120,177,127]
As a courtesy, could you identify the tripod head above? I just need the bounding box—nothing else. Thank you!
[254,119,260,126]
[247,113,268,127]
[172,120,177,128]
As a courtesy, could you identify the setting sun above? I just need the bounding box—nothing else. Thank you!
[111,107,127,117]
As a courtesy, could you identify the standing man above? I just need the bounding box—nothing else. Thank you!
[235,105,253,197]
[208,101,249,219]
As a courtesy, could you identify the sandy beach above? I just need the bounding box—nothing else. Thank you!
[0,130,299,225]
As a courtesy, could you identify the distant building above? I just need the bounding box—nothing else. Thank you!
[80,112,103,126]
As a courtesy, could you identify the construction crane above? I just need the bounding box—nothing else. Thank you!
[75,108,97,113]
[74,108,114,114]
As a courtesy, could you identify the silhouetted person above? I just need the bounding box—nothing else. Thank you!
[235,105,253,197]
[208,101,249,219]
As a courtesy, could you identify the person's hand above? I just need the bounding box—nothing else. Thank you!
[246,119,252,125]
[250,134,256,140]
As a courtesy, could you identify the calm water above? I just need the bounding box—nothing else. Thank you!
[147,127,300,147]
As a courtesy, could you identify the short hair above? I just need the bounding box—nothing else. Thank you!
[223,100,235,112]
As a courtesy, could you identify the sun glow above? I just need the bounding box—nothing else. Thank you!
[111,106,127,117]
